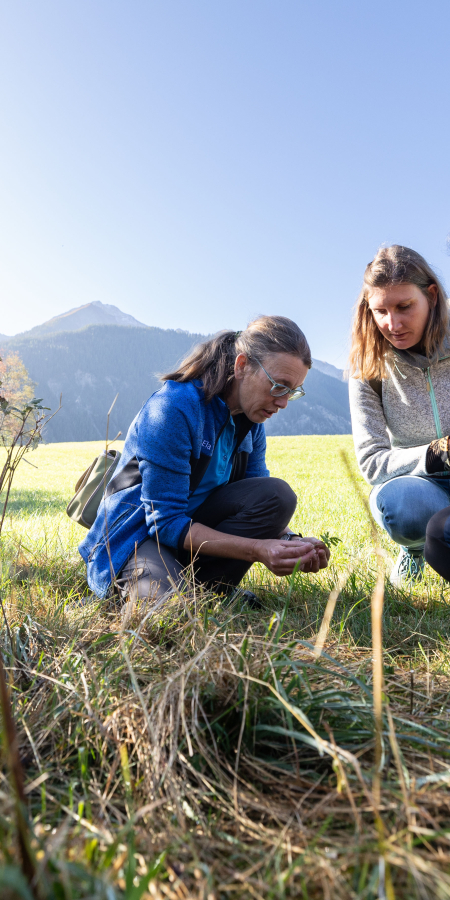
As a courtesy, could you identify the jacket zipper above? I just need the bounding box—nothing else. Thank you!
[424,367,443,439]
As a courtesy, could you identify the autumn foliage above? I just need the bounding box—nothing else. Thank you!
[0,350,35,406]
[0,352,55,538]
[0,351,35,442]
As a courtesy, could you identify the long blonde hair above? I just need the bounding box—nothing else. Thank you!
[349,245,448,380]
[162,315,311,403]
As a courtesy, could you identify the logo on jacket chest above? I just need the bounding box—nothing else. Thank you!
[202,440,212,451]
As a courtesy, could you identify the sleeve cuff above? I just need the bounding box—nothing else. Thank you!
[177,519,193,553]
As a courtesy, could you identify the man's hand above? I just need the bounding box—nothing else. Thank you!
[252,536,330,576]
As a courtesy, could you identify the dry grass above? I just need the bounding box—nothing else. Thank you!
[0,438,450,898]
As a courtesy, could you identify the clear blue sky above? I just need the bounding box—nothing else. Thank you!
[1,1,449,365]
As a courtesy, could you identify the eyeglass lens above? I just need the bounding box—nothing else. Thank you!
[270,384,304,400]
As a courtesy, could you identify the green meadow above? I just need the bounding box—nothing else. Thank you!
[1,437,450,899]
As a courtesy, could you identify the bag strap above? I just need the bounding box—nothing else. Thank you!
[105,456,140,498]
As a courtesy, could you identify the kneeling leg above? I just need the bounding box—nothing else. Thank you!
[370,476,450,550]
[115,538,184,605]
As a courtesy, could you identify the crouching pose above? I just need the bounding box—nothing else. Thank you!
[349,245,450,586]
[79,315,330,606]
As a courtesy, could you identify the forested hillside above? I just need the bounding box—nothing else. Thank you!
[5,324,351,441]
[265,367,350,437]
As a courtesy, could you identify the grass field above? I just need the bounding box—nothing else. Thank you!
[1,437,450,899]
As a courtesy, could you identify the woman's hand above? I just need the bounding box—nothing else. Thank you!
[252,536,330,576]
[183,524,330,576]
[295,536,330,571]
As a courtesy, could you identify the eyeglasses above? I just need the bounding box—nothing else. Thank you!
[254,358,306,400]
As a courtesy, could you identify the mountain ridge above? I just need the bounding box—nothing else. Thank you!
[0,301,344,381]
[4,321,350,441]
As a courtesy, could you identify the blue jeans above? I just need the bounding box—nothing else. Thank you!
[370,475,450,553]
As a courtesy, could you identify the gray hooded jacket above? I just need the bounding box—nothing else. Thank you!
[349,339,450,486]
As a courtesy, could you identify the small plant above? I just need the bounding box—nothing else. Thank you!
[320,531,342,548]
[0,358,60,538]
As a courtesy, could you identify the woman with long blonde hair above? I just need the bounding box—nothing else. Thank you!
[348,245,450,585]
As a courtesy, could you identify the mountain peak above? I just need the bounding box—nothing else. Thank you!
[13,301,148,340]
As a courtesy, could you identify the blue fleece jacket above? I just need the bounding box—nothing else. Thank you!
[78,380,269,598]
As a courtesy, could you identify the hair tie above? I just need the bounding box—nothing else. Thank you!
[234,331,241,339]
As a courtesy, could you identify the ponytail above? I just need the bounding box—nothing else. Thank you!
[162,330,239,402]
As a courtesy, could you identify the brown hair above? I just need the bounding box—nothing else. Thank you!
[161,314,312,402]
[349,245,449,380]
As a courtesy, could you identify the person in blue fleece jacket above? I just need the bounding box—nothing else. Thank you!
[79,315,330,605]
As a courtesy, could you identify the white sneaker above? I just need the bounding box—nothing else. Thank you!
[390,548,425,587]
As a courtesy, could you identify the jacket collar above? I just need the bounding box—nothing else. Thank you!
[391,329,450,371]
[192,379,254,451]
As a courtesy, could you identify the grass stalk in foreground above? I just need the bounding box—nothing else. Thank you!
[0,626,37,897]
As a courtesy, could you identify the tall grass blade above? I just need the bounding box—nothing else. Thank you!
[0,649,37,896]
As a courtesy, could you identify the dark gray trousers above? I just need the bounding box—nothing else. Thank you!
[115,476,297,604]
